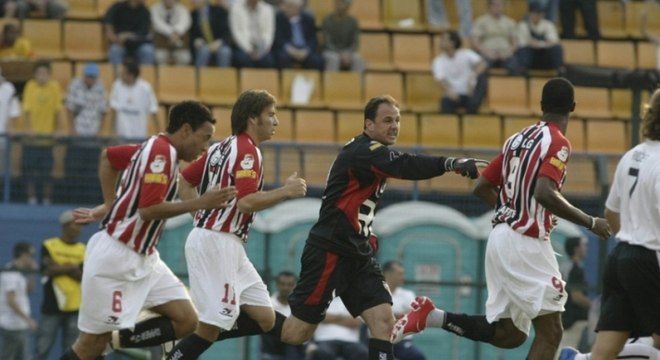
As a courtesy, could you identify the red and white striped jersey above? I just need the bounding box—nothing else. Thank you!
[101,135,178,255]
[482,121,570,240]
[181,132,263,241]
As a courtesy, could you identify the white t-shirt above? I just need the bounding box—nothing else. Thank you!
[606,140,660,251]
[432,49,483,95]
[313,297,361,343]
[270,293,291,316]
[110,78,158,139]
[0,268,30,330]
[0,81,21,134]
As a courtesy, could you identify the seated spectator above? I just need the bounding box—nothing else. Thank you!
[190,0,232,68]
[261,271,306,360]
[16,0,66,19]
[104,0,155,67]
[471,0,521,75]
[559,0,599,40]
[308,297,368,360]
[321,0,364,72]
[432,30,487,114]
[109,60,159,140]
[273,0,323,70]
[230,0,276,68]
[0,0,17,18]
[0,22,32,60]
[151,0,192,65]
[527,0,557,22]
[517,2,563,72]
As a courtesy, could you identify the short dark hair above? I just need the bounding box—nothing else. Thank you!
[231,90,276,135]
[33,59,51,74]
[122,59,140,78]
[166,101,215,133]
[13,242,34,259]
[642,88,660,141]
[275,270,297,282]
[541,77,575,115]
[446,30,462,49]
[382,260,403,273]
[564,236,583,257]
[364,95,399,129]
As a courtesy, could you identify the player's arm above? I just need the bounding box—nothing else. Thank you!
[604,207,620,235]
[5,289,36,329]
[177,174,200,218]
[237,171,306,213]
[473,154,503,208]
[41,247,82,281]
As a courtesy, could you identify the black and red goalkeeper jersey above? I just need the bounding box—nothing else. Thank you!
[307,133,449,257]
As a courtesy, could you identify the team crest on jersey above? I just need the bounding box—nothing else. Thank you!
[510,134,523,150]
[240,154,254,170]
[150,155,166,173]
[557,146,569,162]
[210,151,221,165]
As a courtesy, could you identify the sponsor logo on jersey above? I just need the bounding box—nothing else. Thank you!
[549,157,566,171]
[240,154,254,170]
[105,315,120,325]
[144,173,168,184]
[150,155,166,173]
[220,308,233,317]
[236,169,257,179]
[130,328,162,343]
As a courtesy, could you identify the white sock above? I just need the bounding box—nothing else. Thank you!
[426,308,446,328]
[574,354,588,360]
[616,343,660,360]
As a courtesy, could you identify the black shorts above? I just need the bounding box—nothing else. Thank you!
[596,241,660,337]
[289,242,392,324]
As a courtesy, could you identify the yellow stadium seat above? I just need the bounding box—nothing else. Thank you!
[67,0,100,19]
[566,117,586,153]
[239,68,280,99]
[50,60,73,91]
[198,67,238,106]
[527,77,550,116]
[307,0,334,26]
[419,114,460,148]
[405,72,441,113]
[336,111,364,143]
[22,19,63,59]
[586,120,628,154]
[211,106,232,140]
[503,116,537,139]
[487,76,532,116]
[146,105,168,136]
[383,0,426,31]
[364,72,405,109]
[573,87,613,119]
[64,21,106,61]
[397,112,419,147]
[156,65,197,104]
[74,61,115,93]
[301,148,336,188]
[596,41,635,70]
[596,1,626,38]
[636,41,659,70]
[350,0,384,30]
[280,69,323,108]
[322,71,363,110]
[274,108,294,143]
[561,156,598,195]
[360,32,395,71]
[139,64,157,89]
[506,0,528,22]
[392,33,432,71]
[294,109,335,144]
[625,1,660,38]
[610,88,632,120]
[462,114,503,150]
[97,0,114,16]
[560,39,595,66]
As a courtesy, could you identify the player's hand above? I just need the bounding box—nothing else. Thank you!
[73,204,108,224]
[284,172,307,199]
[444,158,489,179]
[200,185,237,209]
[368,233,379,255]
[589,217,611,240]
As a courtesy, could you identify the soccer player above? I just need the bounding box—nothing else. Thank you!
[60,101,237,360]
[164,90,307,359]
[558,88,660,360]
[391,78,612,360]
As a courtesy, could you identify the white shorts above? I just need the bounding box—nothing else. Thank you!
[485,224,567,335]
[78,231,190,334]
[185,228,271,330]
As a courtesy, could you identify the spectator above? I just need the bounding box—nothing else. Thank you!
[273,0,323,70]
[559,0,599,40]
[22,60,63,205]
[426,0,473,37]
[321,0,364,72]
[229,0,276,68]
[33,210,86,360]
[0,0,17,18]
[309,297,368,360]
[432,30,487,114]
[471,0,522,75]
[383,260,426,360]
[16,0,66,20]
[189,0,232,68]
[0,65,20,174]
[104,0,156,67]
[109,59,159,140]
[558,236,591,354]
[66,62,108,138]
[0,242,38,360]
[261,271,305,360]
[0,22,32,60]
[517,1,563,72]
[528,0,557,22]
[151,0,192,65]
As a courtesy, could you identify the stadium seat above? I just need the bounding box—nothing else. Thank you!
[383,0,426,31]
[625,0,660,38]
[239,68,280,99]
[261,145,303,186]
[527,77,547,116]
[364,72,405,109]
[322,71,363,110]
[294,109,335,144]
[462,114,503,150]
[503,116,537,139]
[156,65,197,104]
[360,32,394,71]
[22,19,63,59]
[336,110,364,143]
[198,67,238,106]
[50,60,73,91]
[307,0,334,26]
[211,106,232,140]
[560,39,595,66]
[405,72,441,113]
[596,1,626,38]
[350,0,384,30]
[417,149,473,193]
[610,88,633,120]
[148,105,168,136]
[561,156,598,195]
[566,117,586,153]
[64,21,106,61]
[74,61,114,93]
[397,112,420,147]
[419,114,460,148]
[139,64,157,89]
[586,120,628,154]
[301,147,337,188]
[636,41,659,70]
[280,69,323,108]
[392,33,432,71]
[487,76,532,116]
[97,0,114,16]
[66,0,100,19]
[573,87,613,119]
[596,41,635,70]
[274,108,294,143]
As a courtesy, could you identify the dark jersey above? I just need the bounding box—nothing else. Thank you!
[307,133,448,257]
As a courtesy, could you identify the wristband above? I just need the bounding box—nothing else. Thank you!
[589,216,596,230]
[444,157,456,171]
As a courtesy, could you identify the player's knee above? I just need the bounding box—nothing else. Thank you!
[281,324,315,345]
[175,312,199,337]
[367,315,396,339]
[257,316,275,333]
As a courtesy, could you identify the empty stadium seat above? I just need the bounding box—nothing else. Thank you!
[397,112,420,147]
[560,39,595,66]
[294,109,335,144]
[561,156,598,195]
[392,33,432,71]
[350,0,384,30]
[596,41,635,70]
[610,88,633,120]
[625,1,660,38]
[307,0,334,26]
[364,72,405,109]
[405,72,441,113]
[280,69,323,108]
[67,0,100,19]
[336,110,364,142]
[156,65,197,104]
[240,68,280,99]
[586,120,628,154]
[573,87,613,119]
[64,21,106,61]
[322,71,363,110]
[419,114,460,148]
[636,41,659,70]
[383,0,426,31]
[211,106,232,140]
[503,116,537,138]
[139,64,157,89]
[527,77,547,116]
[198,67,238,106]
[462,114,503,149]
[274,108,294,143]
[22,19,63,59]
[360,32,394,71]
[487,76,532,116]
[596,1,626,38]
[50,60,73,91]
[301,148,337,187]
